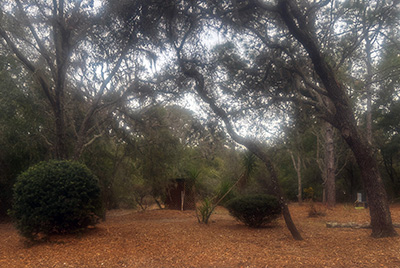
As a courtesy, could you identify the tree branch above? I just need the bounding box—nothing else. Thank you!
[15,0,57,79]
[176,56,303,240]
[0,25,56,107]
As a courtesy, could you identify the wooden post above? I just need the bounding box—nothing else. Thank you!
[181,190,185,211]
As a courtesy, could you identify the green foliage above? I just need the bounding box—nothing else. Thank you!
[79,105,239,210]
[197,198,214,224]
[136,106,186,200]
[273,150,301,201]
[374,99,400,198]
[216,180,237,205]
[242,152,257,177]
[225,194,281,228]
[9,160,102,240]
[82,137,126,209]
[0,54,49,217]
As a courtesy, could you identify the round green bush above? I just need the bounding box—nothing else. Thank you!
[9,160,102,240]
[225,194,282,228]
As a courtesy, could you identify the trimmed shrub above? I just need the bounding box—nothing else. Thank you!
[225,194,281,228]
[9,160,102,240]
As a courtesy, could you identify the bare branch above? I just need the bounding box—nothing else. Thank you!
[15,0,56,79]
[81,132,104,150]
[0,25,56,107]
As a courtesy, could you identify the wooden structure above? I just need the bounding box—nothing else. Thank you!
[165,178,195,210]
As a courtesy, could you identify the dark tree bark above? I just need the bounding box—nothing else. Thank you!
[324,122,336,208]
[52,0,70,159]
[277,0,397,237]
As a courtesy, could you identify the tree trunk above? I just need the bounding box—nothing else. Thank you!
[363,12,374,145]
[54,105,68,159]
[324,122,336,207]
[278,0,397,237]
[51,0,67,159]
[179,61,303,240]
[290,151,302,205]
[181,61,303,240]
[245,143,304,241]
[259,150,303,241]
[342,127,396,237]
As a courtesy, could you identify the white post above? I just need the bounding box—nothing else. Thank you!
[357,193,362,203]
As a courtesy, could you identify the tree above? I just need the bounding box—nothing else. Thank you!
[147,0,302,238]
[106,1,302,237]
[114,104,234,209]
[321,122,336,207]
[273,0,398,237]
[373,34,400,198]
[337,0,400,145]
[0,0,147,159]
[196,0,397,237]
[157,0,398,237]
[286,119,311,205]
[191,68,303,240]
[52,0,398,238]
[289,149,303,204]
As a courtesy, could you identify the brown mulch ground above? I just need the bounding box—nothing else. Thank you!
[1,203,400,268]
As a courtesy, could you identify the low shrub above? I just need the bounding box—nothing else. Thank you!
[197,197,213,224]
[225,194,281,228]
[9,160,102,240]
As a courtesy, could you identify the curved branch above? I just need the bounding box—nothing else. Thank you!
[178,58,303,240]
[0,26,55,107]
[15,0,56,79]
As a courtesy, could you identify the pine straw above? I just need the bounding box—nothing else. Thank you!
[1,203,400,267]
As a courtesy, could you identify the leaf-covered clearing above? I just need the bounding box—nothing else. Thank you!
[1,203,400,267]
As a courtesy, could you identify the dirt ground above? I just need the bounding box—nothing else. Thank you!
[1,203,400,268]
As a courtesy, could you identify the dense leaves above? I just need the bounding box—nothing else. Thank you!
[225,194,281,228]
[9,160,102,240]
[0,53,48,217]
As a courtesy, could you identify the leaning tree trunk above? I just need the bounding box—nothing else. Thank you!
[340,123,396,237]
[181,62,303,240]
[250,144,303,241]
[278,0,397,237]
